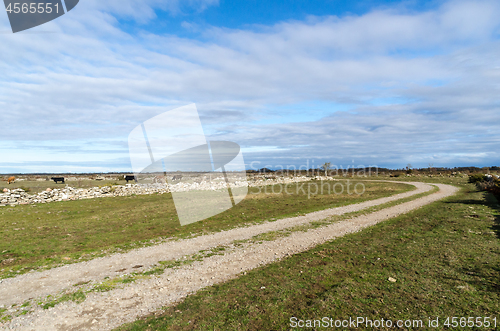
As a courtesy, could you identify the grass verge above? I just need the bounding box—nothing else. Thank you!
[115,183,499,331]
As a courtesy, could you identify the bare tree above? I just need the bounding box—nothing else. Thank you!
[321,162,332,176]
[428,163,434,174]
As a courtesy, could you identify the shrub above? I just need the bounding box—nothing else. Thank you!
[476,181,493,191]
[471,174,500,200]
[468,174,486,184]
[485,179,500,197]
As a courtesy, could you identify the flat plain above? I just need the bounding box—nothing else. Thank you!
[1,175,498,331]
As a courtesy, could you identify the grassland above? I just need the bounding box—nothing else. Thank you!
[115,179,499,331]
[0,180,411,279]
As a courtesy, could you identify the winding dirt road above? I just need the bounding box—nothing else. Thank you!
[1,181,459,331]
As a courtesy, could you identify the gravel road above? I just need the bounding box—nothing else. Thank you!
[0,182,458,330]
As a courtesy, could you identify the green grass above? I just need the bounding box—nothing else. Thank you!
[93,275,142,293]
[115,182,499,331]
[0,180,411,279]
[6,182,440,317]
[41,290,86,309]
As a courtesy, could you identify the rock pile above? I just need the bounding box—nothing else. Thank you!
[0,185,171,207]
[0,188,31,206]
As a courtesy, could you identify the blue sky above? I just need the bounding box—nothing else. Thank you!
[0,0,500,173]
[129,0,438,36]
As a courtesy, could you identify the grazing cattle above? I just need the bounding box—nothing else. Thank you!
[7,176,15,184]
[51,177,65,184]
[124,175,137,183]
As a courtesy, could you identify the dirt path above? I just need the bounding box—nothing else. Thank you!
[1,182,459,330]
[0,181,426,307]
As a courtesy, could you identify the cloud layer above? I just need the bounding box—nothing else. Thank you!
[0,0,499,172]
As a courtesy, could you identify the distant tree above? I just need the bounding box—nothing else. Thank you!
[321,162,332,176]
[406,163,413,174]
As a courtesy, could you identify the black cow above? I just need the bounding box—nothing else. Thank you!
[51,177,65,184]
[124,175,137,183]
